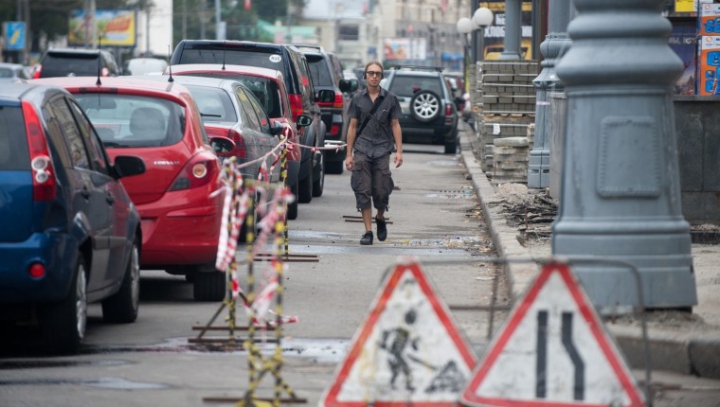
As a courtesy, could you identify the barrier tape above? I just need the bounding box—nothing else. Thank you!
[287,140,348,152]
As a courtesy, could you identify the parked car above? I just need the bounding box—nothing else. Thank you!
[0,83,146,354]
[380,66,459,154]
[0,63,32,81]
[123,57,168,76]
[33,76,235,302]
[170,40,327,203]
[294,45,357,174]
[162,64,308,219]
[33,48,120,78]
[352,67,367,90]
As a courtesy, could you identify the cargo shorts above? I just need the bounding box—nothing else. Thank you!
[350,151,394,211]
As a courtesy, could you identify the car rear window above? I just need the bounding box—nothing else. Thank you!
[389,75,444,98]
[184,85,238,123]
[40,53,100,78]
[185,73,284,118]
[0,68,15,78]
[0,106,28,170]
[74,94,186,148]
[179,48,285,71]
[306,54,334,87]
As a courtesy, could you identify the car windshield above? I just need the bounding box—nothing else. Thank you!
[0,68,15,78]
[389,75,444,98]
[178,49,284,71]
[187,73,284,118]
[306,55,334,87]
[0,106,28,170]
[184,85,238,123]
[74,94,186,148]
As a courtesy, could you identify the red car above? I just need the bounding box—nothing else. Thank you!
[164,64,306,219]
[33,77,234,301]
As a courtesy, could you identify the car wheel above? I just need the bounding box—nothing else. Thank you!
[312,153,324,197]
[41,255,88,355]
[193,269,226,302]
[298,165,313,204]
[326,159,344,175]
[101,239,140,323]
[287,181,299,220]
[410,90,442,123]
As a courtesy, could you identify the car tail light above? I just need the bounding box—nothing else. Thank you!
[445,103,453,116]
[168,155,218,191]
[330,124,340,136]
[333,93,343,109]
[288,94,304,121]
[28,262,45,278]
[101,67,110,77]
[22,101,56,201]
[32,65,41,79]
[227,129,247,159]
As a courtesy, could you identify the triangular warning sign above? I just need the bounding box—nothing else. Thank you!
[320,258,477,407]
[461,262,646,407]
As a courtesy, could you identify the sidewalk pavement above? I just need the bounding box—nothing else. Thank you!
[457,123,720,380]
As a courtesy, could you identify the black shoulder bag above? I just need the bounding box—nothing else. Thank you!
[356,95,385,137]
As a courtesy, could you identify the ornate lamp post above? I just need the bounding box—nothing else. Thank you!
[472,7,494,63]
[456,17,473,94]
[552,0,697,311]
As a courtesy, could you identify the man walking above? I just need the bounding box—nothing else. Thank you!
[345,61,403,245]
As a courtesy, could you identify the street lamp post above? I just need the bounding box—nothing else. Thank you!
[472,7,494,63]
[457,8,493,93]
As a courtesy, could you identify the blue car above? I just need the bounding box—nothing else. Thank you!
[0,83,146,354]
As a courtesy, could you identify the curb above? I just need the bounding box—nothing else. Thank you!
[457,126,720,380]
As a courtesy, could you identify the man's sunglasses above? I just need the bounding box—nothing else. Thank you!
[365,71,383,77]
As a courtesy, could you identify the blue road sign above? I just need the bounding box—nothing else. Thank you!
[4,22,26,51]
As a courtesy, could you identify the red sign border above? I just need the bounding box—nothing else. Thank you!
[461,262,645,407]
[322,261,478,407]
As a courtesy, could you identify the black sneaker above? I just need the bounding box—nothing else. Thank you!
[360,231,373,245]
[376,218,387,241]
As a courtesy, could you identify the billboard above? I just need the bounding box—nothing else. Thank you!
[384,38,427,61]
[478,1,534,60]
[69,10,136,47]
[697,35,720,96]
[669,21,697,95]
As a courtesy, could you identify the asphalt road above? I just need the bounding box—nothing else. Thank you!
[0,141,505,407]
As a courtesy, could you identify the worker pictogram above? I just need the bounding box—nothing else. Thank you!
[461,262,645,407]
[320,259,477,407]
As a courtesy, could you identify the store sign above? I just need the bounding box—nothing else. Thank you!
[383,38,427,61]
[675,0,696,13]
[697,35,720,96]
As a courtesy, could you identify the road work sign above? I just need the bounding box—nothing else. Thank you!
[461,262,645,407]
[3,22,25,51]
[320,259,477,407]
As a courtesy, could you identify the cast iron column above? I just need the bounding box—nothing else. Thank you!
[528,0,572,188]
[499,0,522,60]
[552,0,697,311]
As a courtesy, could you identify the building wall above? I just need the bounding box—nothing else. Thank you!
[137,0,173,57]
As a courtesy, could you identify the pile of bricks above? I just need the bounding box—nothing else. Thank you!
[492,137,531,184]
[476,60,538,180]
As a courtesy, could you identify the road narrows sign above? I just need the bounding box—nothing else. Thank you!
[320,258,477,407]
[460,262,645,407]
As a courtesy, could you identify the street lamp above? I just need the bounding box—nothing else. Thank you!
[472,7,493,62]
[456,17,473,93]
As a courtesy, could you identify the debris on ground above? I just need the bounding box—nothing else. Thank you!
[496,186,557,242]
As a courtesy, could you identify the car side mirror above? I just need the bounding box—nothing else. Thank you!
[113,155,146,179]
[209,136,236,157]
[339,79,358,93]
[317,89,335,103]
[295,113,313,128]
[270,120,285,136]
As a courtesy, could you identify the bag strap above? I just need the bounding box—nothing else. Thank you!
[356,94,385,137]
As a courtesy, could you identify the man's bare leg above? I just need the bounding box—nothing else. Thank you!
[362,207,373,233]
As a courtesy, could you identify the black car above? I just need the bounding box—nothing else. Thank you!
[295,45,356,174]
[381,66,459,154]
[34,48,120,78]
[0,83,145,354]
[170,40,327,203]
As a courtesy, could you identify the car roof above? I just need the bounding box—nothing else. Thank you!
[0,82,37,100]
[178,40,297,52]
[391,70,443,78]
[0,63,26,69]
[141,74,242,91]
[31,76,192,101]
[168,63,285,82]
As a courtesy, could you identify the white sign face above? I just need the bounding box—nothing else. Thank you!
[461,263,645,407]
[320,260,477,407]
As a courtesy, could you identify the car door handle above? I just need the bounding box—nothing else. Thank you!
[106,193,115,205]
[81,187,91,200]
